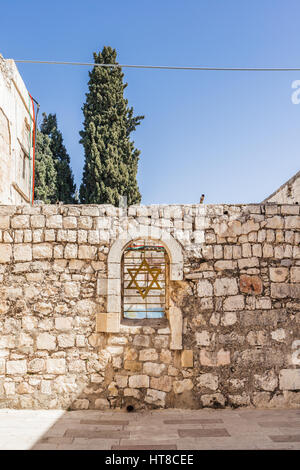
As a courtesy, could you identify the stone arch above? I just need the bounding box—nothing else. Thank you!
[96,232,184,349]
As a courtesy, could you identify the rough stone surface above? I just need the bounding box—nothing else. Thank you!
[0,203,299,410]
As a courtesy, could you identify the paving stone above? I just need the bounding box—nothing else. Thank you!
[178,428,230,437]
[269,434,300,442]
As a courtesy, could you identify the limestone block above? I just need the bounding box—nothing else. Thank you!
[279,369,300,390]
[145,389,166,406]
[271,283,300,299]
[238,257,259,269]
[160,350,172,363]
[153,335,169,349]
[291,267,300,283]
[13,244,32,262]
[133,335,151,347]
[28,358,45,373]
[239,274,262,295]
[139,349,158,361]
[78,216,93,229]
[223,295,245,311]
[0,244,12,263]
[6,360,27,375]
[197,373,218,390]
[11,215,29,228]
[63,216,77,229]
[55,317,73,331]
[221,312,237,326]
[214,278,238,296]
[115,375,128,388]
[128,375,149,388]
[124,360,142,372]
[46,358,66,375]
[64,281,80,298]
[143,362,166,377]
[201,393,225,407]
[195,331,210,346]
[199,349,230,367]
[96,312,120,333]
[37,333,56,350]
[4,382,15,395]
[0,216,10,229]
[254,370,278,391]
[57,334,75,348]
[150,376,173,392]
[173,379,193,394]
[0,359,5,374]
[64,244,78,259]
[123,388,141,399]
[78,245,97,259]
[197,279,213,296]
[265,216,284,229]
[33,243,52,259]
[169,306,183,350]
[181,350,193,368]
[46,215,62,229]
[285,216,300,229]
[271,328,286,342]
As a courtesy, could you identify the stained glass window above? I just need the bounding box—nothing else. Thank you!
[122,239,168,319]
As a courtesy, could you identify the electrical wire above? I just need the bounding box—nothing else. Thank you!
[13,59,300,71]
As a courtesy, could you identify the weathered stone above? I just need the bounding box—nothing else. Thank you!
[239,275,263,295]
[128,375,149,388]
[254,370,278,391]
[195,331,210,346]
[46,358,66,375]
[199,349,230,366]
[270,267,288,282]
[214,278,238,296]
[279,369,300,390]
[6,360,27,375]
[223,295,245,311]
[181,350,193,368]
[139,349,158,361]
[28,358,45,373]
[201,393,225,407]
[145,389,166,406]
[197,373,218,390]
[0,244,12,263]
[143,362,166,377]
[291,267,300,283]
[150,376,172,392]
[173,379,193,394]
[37,333,56,350]
[133,335,150,347]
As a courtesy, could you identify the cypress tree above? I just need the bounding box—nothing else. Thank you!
[34,129,57,203]
[79,46,144,205]
[41,113,76,203]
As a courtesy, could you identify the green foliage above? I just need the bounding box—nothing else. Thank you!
[79,46,144,205]
[41,113,76,203]
[34,130,57,203]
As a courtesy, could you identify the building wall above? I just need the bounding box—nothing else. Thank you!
[263,170,300,204]
[0,55,34,205]
[0,203,299,410]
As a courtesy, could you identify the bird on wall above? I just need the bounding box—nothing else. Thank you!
[200,194,205,204]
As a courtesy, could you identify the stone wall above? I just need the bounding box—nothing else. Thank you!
[263,170,300,204]
[0,203,299,410]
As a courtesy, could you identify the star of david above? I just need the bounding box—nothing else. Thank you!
[126,258,162,299]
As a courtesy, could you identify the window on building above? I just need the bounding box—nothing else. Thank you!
[122,239,169,319]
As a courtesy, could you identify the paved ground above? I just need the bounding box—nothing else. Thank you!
[0,408,300,450]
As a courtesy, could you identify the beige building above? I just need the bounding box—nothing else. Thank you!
[0,54,35,204]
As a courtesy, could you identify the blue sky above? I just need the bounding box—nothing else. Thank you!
[1,0,300,204]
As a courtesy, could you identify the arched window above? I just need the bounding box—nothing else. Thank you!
[97,232,184,349]
[122,239,169,320]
